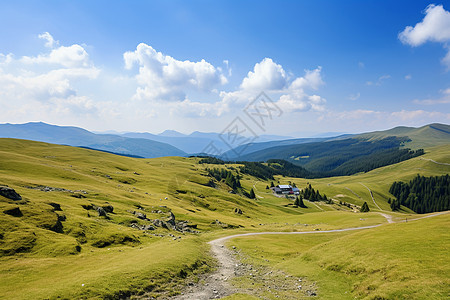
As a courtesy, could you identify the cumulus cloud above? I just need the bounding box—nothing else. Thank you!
[238,58,326,114]
[399,4,450,67]
[124,43,227,101]
[0,32,99,118]
[240,58,287,91]
[21,44,91,68]
[38,32,58,48]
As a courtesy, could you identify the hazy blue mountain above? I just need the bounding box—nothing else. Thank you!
[0,122,186,158]
[120,128,293,155]
[158,130,187,137]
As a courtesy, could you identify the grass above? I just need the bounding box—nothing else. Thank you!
[229,213,450,299]
[0,138,448,299]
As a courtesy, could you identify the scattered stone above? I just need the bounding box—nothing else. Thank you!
[102,205,114,213]
[3,207,23,217]
[81,204,94,210]
[234,208,243,214]
[47,202,62,211]
[0,186,22,200]
[57,214,66,222]
[97,207,107,217]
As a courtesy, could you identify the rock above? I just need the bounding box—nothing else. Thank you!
[0,186,22,200]
[102,205,114,213]
[97,207,107,217]
[81,204,94,210]
[166,212,176,227]
[234,208,243,214]
[142,225,155,230]
[3,207,23,217]
[47,202,62,211]
[50,219,64,233]
[57,214,66,221]
[135,212,147,220]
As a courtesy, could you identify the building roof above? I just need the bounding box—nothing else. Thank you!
[278,185,292,189]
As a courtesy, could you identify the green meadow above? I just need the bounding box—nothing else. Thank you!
[0,138,448,299]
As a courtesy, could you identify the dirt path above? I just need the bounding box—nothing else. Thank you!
[360,183,382,210]
[419,157,450,166]
[171,211,449,299]
[378,212,394,223]
[171,225,380,300]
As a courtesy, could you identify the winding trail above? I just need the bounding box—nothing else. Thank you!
[171,211,449,299]
[420,157,450,166]
[360,183,382,211]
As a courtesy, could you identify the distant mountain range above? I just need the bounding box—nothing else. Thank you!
[0,122,185,158]
[0,122,448,162]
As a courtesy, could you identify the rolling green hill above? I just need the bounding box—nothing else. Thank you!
[0,138,448,299]
[354,123,450,149]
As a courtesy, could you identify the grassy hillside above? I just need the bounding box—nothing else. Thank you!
[229,213,450,299]
[0,138,331,299]
[353,123,450,149]
[0,138,448,299]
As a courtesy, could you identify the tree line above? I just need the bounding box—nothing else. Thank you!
[389,174,449,213]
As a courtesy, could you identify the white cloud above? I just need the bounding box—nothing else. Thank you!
[21,44,91,68]
[124,43,227,102]
[413,88,450,105]
[366,74,391,86]
[0,32,100,121]
[240,58,287,91]
[405,74,412,80]
[38,32,58,48]
[399,4,450,67]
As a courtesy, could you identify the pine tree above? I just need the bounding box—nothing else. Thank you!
[270,181,275,188]
[360,202,370,212]
[298,195,307,208]
[249,188,256,199]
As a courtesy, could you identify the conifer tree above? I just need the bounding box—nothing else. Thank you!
[249,188,256,199]
[360,202,370,212]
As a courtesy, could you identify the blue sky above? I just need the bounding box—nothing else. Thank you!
[0,0,449,136]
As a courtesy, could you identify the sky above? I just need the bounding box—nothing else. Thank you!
[0,0,449,136]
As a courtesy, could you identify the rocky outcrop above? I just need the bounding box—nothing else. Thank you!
[3,207,23,217]
[129,209,198,233]
[47,202,62,211]
[234,208,243,214]
[0,186,22,200]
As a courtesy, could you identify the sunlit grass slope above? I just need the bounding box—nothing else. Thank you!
[0,138,448,299]
[229,213,450,299]
[0,138,325,299]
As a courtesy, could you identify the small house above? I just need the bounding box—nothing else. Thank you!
[277,185,293,194]
[292,187,300,195]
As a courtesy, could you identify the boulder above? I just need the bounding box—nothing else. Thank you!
[234,208,243,214]
[166,212,176,227]
[47,202,62,211]
[135,212,147,220]
[97,207,107,217]
[0,186,22,200]
[3,207,23,217]
[102,205,114,213]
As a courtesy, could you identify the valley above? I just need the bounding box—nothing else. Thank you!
[0,135,448,299]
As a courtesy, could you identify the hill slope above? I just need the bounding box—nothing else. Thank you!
[0,122,186,158]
